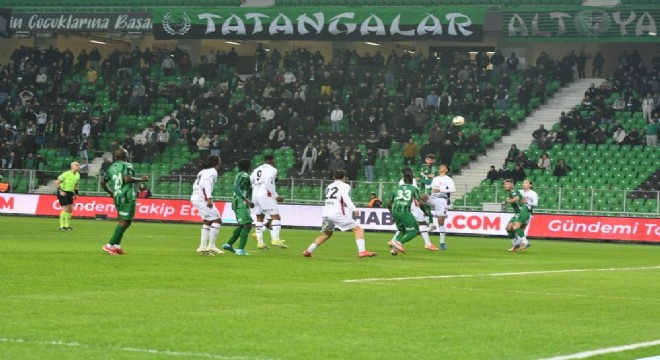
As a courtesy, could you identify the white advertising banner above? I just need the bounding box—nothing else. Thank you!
[0,193,39,214]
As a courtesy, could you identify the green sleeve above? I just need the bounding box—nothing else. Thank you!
[233,182,244,199]
[103,166,112,182]
[421,177,433,186]
[57,172,65,181]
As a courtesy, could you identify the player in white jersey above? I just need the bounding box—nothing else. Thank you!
[190,155,224,255]
[250,155,287,249]
[302,170,377,258]
[519,179,538,250]
[390,168,438,251]
[429,164,456,250]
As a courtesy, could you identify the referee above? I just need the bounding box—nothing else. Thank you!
[55,162,81,230]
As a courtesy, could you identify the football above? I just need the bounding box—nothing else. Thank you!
[452,116,465,126]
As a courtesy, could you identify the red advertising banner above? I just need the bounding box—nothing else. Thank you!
[527,214,660,243]
[35,195,227,222]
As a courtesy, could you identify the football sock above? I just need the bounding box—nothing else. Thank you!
[508,230,519,245]
[227,226,241,246]
[306,243,318,253]
[200,225,210,249]
[238,227,250,250]
[209,223,221,248]
[356,239,366,252]
[515,228,528,245]
[59,211,65,228]
[271,220,281,241]
[419,225,431,246]
[109,225,127,246]
[64,212,71,227]
[392,231,400,241]
[521,236,529,246]
[255,222,264,245]
[439,225,446,244]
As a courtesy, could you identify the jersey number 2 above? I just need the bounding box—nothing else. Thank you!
[326,186,338,199]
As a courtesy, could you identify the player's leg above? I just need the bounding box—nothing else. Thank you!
[207,219,223,254]
[224,226,241,251]
[103,202,136,255]
[351,225,376,257]
[437,215,447,250]
[506,221,520,252]
[236,224,252,255]
[399,214,420,244]
[303,231,333,257]
[254,206,267,248]
[413,207,436,250]
[388,213,407,254]
[268,203,286,248]
[199,219,212,254]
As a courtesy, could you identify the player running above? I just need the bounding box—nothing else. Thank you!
[250,155,287,249]
[519,179,538,250]
[388,172,426,256]
[428,164,455,250]
[55,162,81,231]
[190,155,224,256]
[502,179,531,252]
[302,170,377,258]
[100,148,148,255]
[223,159,254,256]
[390,168,437,251]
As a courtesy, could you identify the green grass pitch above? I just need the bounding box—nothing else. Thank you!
[1,216,659,360]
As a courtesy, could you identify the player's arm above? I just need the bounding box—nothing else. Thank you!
[264,174,282,201]
[445,178,457,193]
[74,178,80,199]
[54,175,66,196]
[342,186,358,215]
[234,177,254,207]
[202,174,215,208]
[100,177,113,197]
[387,192,394,211]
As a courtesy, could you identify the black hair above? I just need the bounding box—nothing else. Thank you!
[206,155,221,168]
[403,173,413,184]
[402,167,413,176]
[333,169,347,179]
[237,159,251,172]
[264,154,275,162]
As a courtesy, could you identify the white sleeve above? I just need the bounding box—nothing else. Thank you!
[342,185,356,212]
[528,192,539,207]
[446,177,456,193]
[203,172,215,199]
[263,169,278,197]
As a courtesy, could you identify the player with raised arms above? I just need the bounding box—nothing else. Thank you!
[302,169,377,258]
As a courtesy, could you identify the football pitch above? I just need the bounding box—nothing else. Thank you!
[1,216,659,360]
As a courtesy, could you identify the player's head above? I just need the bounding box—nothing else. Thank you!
[424,154,435,165]
[206,155,221,169]
[503,178,514,190]
[70,161,80,172]
[522,179,532,190]
[237,159,251,173]
[114,148,129,161]
[264,154,275,165]
[402,167,413,177]
[403,172,413,184]
[333,169,347,180]
[439,164,449,175]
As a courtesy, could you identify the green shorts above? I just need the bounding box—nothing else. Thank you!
[234,206,253,225]
[509,210,530,225]
[115,201,136,221]
[392,211,419,233]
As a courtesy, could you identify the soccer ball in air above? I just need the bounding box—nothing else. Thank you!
[452,116,465,126]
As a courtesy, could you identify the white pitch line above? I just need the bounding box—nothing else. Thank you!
[539,339,660,360]
[343,265,660,283]
[0,337,273,360]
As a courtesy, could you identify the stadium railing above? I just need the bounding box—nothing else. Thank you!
[2,169,659,218]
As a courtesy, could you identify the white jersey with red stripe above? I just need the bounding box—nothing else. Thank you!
[191,167,218,202]
[322,180,356,217]
[250,163,279,198]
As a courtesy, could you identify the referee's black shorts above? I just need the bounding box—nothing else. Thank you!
[57,191,75,206]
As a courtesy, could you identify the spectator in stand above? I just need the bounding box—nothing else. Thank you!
[624,127,643,145]
[498,112,512,134]
[363,147,376,182]
[330,104,343,133]
[592,52,605,77]
[368,192,382,208]
[491,50,505,76]
[515,150,529,168]
[86,67,97,84]
[162,55,176,76]
[537,153,551,171]
[297,142,317,176]
[440,139,456,167]
[576,51,587,79]
[377,129,391,158]
[647,117,658,147]
[268,126,286,148]
[512,164,526,183]
[466,130,481,151]
[532,124,549,147]
[345,153,360,181]
[553,159,572,177]
[506,52,519,73]
[133,139,144,164]
[403,138,418,165]
[197,133,210,160]
[505,144,519,164]
[137,183,152,199]
[486,165,499,184]
[156,126,169,154]
[642,94,655,121]
[612,126,626,145]
[328,153,345,175]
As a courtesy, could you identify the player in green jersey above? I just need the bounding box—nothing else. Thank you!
[223,159,254,256]
[100,148,148,255]
[55,162,81,230]
[416,154,438,227]
[388,172,426,255]
[502,179,531,253]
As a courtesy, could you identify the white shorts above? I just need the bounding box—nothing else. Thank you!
[321,214,358,232]
[411,206,426,223]
[253,196,280,216]
[429,197,449,217]
[192,200,221,222]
